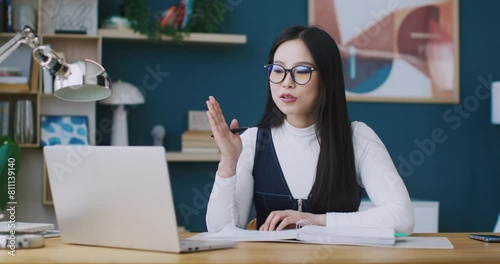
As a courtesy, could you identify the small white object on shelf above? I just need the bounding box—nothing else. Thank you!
[492,81,500,124]
[99,80,145,146]
[151,125,165,146]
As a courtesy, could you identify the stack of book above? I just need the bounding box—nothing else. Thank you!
[181,130,219,153]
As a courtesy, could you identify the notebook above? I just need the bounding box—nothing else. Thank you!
[43,145,236,253]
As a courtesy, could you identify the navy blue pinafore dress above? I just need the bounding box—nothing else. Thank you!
[252,127,312,229]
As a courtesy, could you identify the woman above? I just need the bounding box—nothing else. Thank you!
[205,25,414,234]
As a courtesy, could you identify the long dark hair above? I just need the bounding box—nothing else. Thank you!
[256,25,360,214]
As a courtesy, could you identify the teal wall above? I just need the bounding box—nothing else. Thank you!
[97,0,500,232]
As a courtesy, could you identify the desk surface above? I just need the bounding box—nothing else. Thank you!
[1,233,499,264]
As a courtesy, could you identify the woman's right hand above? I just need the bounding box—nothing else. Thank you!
[206,96,242,178]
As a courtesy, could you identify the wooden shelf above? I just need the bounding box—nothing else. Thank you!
[0,32,18,38]
[19,143,39,148]
[99,28,247,45]
[0,90,39,95]
[166,151,220,162]
[41,33,100,40]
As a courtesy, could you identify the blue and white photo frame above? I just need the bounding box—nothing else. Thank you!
[40,115,89,147]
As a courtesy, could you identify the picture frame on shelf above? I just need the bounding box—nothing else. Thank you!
[309,0,459,104]
[40,0,98,35]
[40,115,89,147]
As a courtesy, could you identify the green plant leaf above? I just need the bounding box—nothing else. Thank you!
[0,136,21,212]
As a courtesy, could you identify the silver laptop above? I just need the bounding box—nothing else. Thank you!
[43,145,236,253]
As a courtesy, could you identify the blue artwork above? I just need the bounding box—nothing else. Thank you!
[40,116,89,147]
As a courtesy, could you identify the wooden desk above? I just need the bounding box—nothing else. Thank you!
[1,233,499,264]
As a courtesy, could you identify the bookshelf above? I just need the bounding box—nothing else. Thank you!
[0,0,100,148]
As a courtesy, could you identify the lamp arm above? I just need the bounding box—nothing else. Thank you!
[0,26,41,63]
[0,26,70,78]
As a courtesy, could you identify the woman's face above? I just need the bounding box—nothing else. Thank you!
[270,39,319,128]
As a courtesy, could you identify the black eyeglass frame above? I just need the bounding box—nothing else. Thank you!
[264,64,317,85]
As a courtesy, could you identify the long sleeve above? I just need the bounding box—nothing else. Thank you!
[326,122,415,235]
[206,128,258,232]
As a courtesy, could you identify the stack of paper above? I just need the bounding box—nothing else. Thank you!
[197,225,454,249]
[297,225,395,246]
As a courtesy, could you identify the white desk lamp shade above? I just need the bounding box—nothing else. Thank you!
[100,80,145,146]
[492,81,500,124]
[54,59,112,102]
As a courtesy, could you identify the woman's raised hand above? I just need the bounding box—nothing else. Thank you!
[206,96,243,178]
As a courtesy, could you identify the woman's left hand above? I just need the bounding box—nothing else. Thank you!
[259,210,325,231]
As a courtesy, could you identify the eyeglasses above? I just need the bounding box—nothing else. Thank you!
[264,64,316,85]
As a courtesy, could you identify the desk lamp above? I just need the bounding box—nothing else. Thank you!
[0,26,111,102]
[99,80,144,146]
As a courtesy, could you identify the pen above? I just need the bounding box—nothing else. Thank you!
[211,127,251,137]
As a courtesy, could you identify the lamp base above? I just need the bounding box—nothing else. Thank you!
[111,105,128,146]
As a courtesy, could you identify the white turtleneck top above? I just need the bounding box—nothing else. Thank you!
[206,121,415,235]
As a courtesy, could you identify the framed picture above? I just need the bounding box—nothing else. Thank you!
[40,115,89,147]
[309,0,459,103]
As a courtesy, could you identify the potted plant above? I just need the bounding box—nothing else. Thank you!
[0,136,21,220]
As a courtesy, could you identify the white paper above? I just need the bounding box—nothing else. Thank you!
[394,237,454,249]
[204,225,297,242]
[495,212,500,232]
[195,225,455,249]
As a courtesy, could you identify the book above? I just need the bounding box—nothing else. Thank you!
[181,130,218,152]
[160,6,176,28]
[0,76,28,84]
[0,101,9,136]
[182,0,194,30]
[203,225,397,247]
[174,0,186,29]
[0,0,4,32]
[182,130,213,139]
[182,147,219,153]
[5,0,12,32]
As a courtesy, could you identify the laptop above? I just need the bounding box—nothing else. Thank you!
[43,145,236,253]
